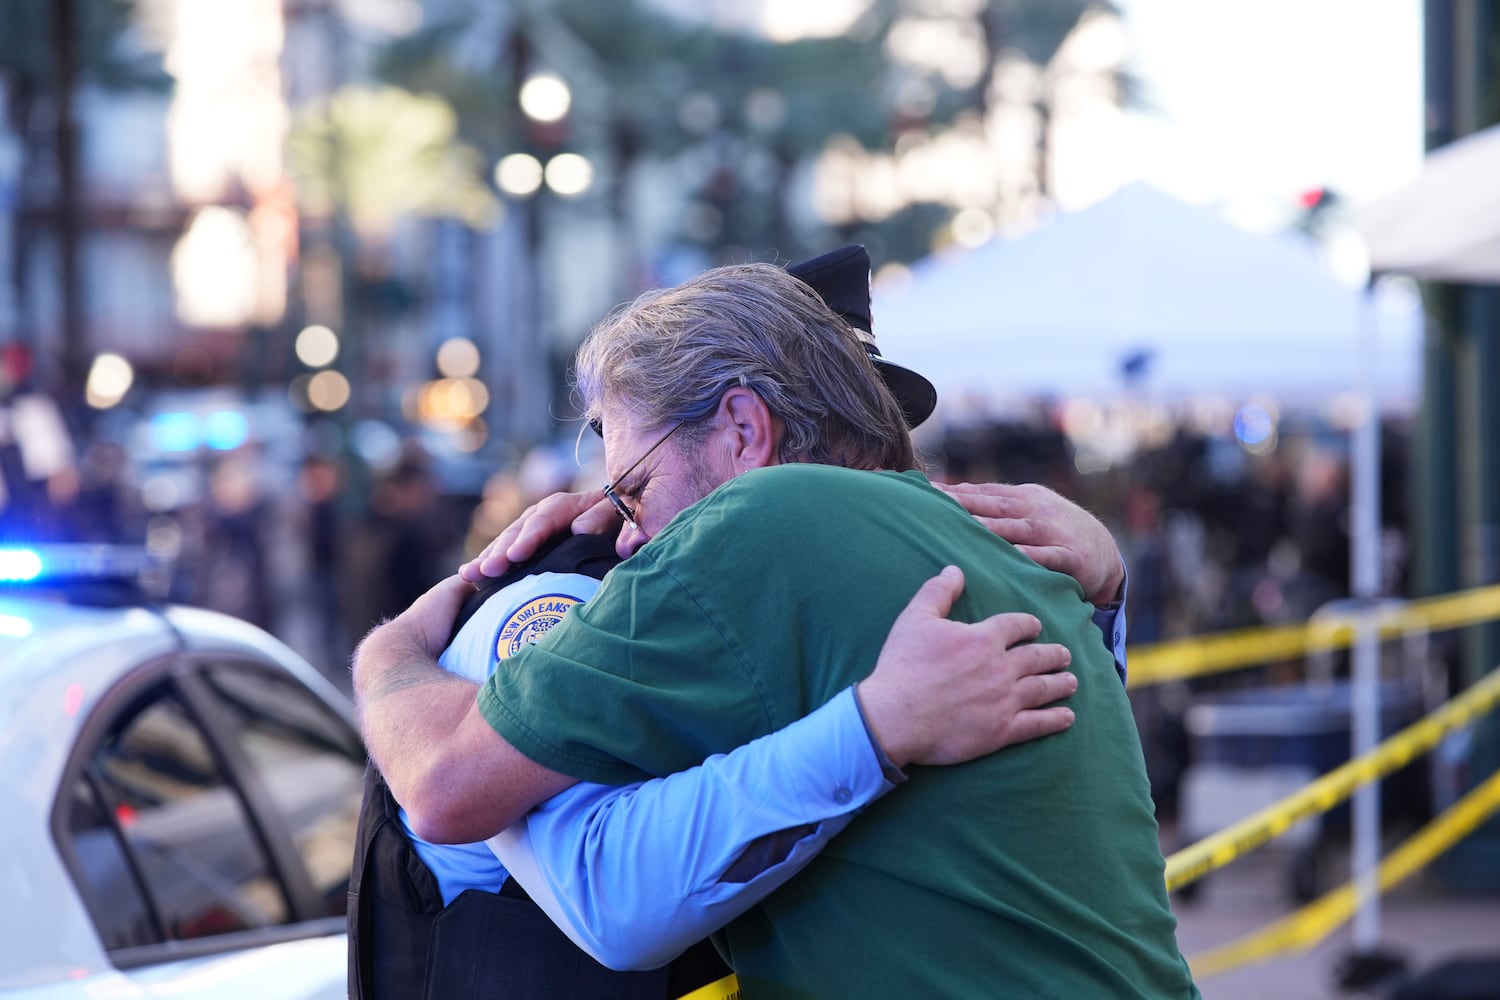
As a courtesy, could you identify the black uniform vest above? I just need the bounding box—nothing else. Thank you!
[347,532,733,999]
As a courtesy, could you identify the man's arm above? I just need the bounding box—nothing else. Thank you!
[461,480,1128,616]
[491,569,1077,970]
[367,481,1124,844]
[352,575,577,842]
[493,690,885,969]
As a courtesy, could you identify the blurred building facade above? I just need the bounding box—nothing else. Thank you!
[1419,0,1500,887]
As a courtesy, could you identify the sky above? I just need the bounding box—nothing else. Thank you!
[1116,0,1426,214]
[660,0,1429,221]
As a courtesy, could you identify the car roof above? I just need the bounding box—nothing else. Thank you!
[0,585,357,990]
[0,591,354,735]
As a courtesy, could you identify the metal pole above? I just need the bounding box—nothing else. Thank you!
[1350,280,1383,951]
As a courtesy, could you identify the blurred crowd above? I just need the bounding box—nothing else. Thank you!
[0,384,609,689]
[2,384,1415,715]
[929,414,1411,644]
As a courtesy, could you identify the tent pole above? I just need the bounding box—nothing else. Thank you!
[1350,278,1384,954]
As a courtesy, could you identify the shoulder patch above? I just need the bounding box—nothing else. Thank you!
[494,593,584,659]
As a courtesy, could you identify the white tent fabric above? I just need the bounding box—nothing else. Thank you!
[1357,121,1500,283]
[871,182,1421,409]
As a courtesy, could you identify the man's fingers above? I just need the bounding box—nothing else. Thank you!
[1011,542,1072,572]
[458,503,537,582]
[1002,706,1076,747]
[1018,668,1078,707]
[400,574,476,652]
[943,481,1030,510]
[971,610,1045,650]
[458,491,609,582]
[423,574,475,617]
[504,513,562,564]
[896,565,966,624]
[571,497,622,537]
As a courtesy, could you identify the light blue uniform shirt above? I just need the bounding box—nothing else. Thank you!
[401,560,1130,968]
[398,569,896,915]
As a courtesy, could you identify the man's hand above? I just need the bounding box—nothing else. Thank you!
[459,490,617,583]
[856,567,1078,769]
[939,481,1125,607]
[352,575,576,842]
[356,574,473,679]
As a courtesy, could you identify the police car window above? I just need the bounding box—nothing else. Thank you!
[201,664,363,916]
[64,777,157,951]
[65,684,290,950]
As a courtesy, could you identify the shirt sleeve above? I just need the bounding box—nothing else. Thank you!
[1091,564,1130,686]
[486,687,896,971]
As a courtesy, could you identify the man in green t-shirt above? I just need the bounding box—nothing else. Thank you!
[362,262,1199,998]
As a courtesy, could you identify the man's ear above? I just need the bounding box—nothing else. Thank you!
[716,386,781,470]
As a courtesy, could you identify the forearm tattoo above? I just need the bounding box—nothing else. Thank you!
[360,659,468,707]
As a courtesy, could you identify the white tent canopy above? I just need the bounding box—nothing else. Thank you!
[1357,121,1500,283]
[871,182,1420,410]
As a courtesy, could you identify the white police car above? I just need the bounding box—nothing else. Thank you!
[0,544,363,998]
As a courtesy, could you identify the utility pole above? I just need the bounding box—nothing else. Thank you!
[49,0,84,398]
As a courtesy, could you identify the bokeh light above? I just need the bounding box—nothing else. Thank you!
[495,153,544,197]
[85,353,135,410]
[307,370,351,412]
[950,207,997,248]
[545,153,594,197]
[351,420,403,470]
[518,73,572,123]
[435,337,481,378]
[295,324,340,368]
[1233,403,1278,455]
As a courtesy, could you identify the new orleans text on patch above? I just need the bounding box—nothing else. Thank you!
[495,594,582,659]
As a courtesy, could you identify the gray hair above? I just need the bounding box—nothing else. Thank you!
[574,263,917,471]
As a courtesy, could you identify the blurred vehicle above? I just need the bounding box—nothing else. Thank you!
[0,544,363,998]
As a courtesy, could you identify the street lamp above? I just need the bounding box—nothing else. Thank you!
[492,30,600,445]
[495,153,545,198]
[518,72,571,124]
[543,153,594,198]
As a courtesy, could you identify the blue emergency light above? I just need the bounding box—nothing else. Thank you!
[0,545,151,585]
[0,548,44,582]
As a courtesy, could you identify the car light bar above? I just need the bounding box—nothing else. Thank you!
[0,548,44,582]
[0,545,152,584]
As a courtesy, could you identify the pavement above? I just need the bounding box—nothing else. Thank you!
[1169,837,1500,999]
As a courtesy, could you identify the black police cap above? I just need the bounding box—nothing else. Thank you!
[787,244,937,429]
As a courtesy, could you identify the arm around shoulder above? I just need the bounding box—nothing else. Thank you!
[490,687,893,969]
[352,575,577,841]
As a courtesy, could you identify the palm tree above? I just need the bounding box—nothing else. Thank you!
[364,1,1128,285]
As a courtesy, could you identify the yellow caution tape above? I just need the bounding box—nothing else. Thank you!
[1130,583,1500,687]
[675,974,740,1000]
[1188,766,1500,979]
[1163,666,1500,892]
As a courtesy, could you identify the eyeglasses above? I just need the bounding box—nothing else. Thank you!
[601,419,687,531]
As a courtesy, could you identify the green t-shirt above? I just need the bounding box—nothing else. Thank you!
[480,465,1199,999]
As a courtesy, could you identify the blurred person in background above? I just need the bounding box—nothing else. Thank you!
[0,350,79,541]
[194,452,274,629]
[57,440,143,543]
[363,440,447,627]
[296,451,350,678]
[1284,445,1352,615]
